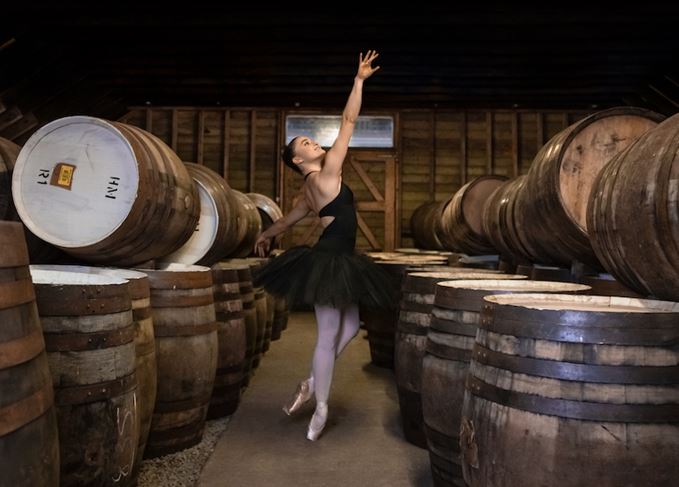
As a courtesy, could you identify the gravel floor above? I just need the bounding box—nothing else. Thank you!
[138,417,231,487]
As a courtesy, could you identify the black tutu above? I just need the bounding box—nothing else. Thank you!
[252,236,398,310]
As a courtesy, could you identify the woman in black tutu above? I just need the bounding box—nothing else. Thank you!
[252,50,395,441]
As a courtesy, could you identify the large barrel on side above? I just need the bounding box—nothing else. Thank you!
[31,266,138,487]
[517,107,664,268]
[481,176,534,265]
[438,176,508,255]
[230,190,262,258]
[246,192,284,251]
[0,223,59,487]
[12,116,200,265]
[410,201,446,250]
[588,113,679,301]
[395,271,526,448]
[421,279,589,486]
[579,273,645,298]
[161,163,240,266]
[208,263,247,418]
[460,294,679,487]
[140,264,218,457]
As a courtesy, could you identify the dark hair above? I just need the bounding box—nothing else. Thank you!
[282,136,302,174]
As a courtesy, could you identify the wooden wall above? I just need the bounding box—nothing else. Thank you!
[122,107,591,249]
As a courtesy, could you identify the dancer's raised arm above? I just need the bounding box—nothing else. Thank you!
[322,50,380,176]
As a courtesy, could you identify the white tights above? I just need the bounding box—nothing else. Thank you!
[309,303,361,405]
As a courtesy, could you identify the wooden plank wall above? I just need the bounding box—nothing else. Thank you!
[122,107,591,249]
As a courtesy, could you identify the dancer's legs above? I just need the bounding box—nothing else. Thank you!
[335,303,361,357]
[308,303,361,394]
[310,303,342,404]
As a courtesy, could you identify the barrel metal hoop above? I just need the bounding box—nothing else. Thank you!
[45,325,136,352]
[0,328,45,368]
[55,373,136,406]
[426,339,472,362]
[0,380,54,436]
[466,375,679,422]
[153,321,218,337]
[430,316,478,337]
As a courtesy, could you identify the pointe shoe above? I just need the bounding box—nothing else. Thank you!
[282,378,313,416]
[306,403,328,441]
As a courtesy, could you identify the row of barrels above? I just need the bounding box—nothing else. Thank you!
[386,265,679,487]
[412,107,679,301]
[0,222,289,486]
[1,116,283,266]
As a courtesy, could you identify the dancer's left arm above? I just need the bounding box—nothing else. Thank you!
[322,50,380,177]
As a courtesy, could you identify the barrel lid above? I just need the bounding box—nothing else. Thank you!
[30,265,128,286]
[12,116,140,247]
[484,293,679,313]
[160,178,218,265]
[438,279,590,292]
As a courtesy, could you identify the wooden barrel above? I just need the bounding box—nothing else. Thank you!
[161,163,240,266]
[31,264,157,483]
[12,116,200,266]
[247,256,275,353]
[0,136,20,219]
[0,223,59,487]
[208,264,247,418]
[360,260,412,369]
[246,192,284,253]
[31,266,138,486]
[517,107,664,268]
[438,176,508,255]
[579,273,645,298]
[410,201,446,250]
[139,264,218,457]
[461,294,679,487]
[588,113,679,300]
[396,271,526,448]
[230,190,262,258]
[218,262,257,387]
[272,296,289,339]
[422,280,589,486]
[481,176,535,265]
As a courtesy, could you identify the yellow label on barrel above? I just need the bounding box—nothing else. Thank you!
[50,163,76,190]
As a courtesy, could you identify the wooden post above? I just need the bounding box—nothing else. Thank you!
[430,110,437,200]
[486,112,494,175]
[460,111,468,186]
[385,157,396,251]
[196,110,205,165]
[171,109,178,152]
[249,111,257,193]
[222,110,230,181]
[536,112,545,149]
[511,111,519,177]
[145,108,153,132]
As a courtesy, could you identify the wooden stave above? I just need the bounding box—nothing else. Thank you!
[460,293,679,487]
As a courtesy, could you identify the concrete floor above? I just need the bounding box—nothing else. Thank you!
[199,311,433,487]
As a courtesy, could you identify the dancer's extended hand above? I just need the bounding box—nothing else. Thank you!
[254,233,272,257]
[357,50,380,80]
